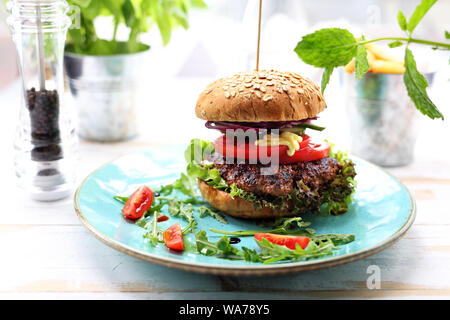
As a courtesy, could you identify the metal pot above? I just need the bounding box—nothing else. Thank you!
[343,71,434,167]
[64,50,148,142]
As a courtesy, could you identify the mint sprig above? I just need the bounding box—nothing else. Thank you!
[355,36,370,80]
[406,0,437,34]
[294,0,448,120]
[404,48,443,119]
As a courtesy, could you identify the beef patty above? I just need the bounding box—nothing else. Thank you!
[206,153,343,197]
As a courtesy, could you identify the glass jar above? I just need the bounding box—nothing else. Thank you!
[7,0,77,201]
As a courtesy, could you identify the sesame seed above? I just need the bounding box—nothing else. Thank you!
[263,94,273,101]
[224,92,230,98]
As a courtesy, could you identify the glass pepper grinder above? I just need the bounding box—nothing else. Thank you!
[7,0,78,201]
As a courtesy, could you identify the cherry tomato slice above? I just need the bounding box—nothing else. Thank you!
[163,223,184,251]
[254,233,310,250]
[213,134,330,164]
[122,186,153,220]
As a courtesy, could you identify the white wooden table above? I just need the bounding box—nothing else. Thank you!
[1,75,449,300]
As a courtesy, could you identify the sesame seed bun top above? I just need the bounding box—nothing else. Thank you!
[195,70,327,122]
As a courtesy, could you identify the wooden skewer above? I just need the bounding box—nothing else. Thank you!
[256,0,262,71]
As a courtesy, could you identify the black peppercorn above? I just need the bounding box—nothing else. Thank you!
[26,88,62,161]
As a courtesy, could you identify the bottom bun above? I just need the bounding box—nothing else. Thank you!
[197,179,298,219]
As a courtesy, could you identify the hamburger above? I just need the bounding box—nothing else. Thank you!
[186,70,356,219]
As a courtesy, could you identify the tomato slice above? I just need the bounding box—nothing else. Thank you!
[279,140,330,164]
[254,233,310,250]
[122,186,153,220]
[213,134,330,164]
[163,223,184,251]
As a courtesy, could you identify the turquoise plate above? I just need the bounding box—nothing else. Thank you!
[74,145,416,275]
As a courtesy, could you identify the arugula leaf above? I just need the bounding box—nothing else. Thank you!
[195,231,242,260]
[407,0,437,34]
[210,217,310,237]
[320,66,333,94]
[445,31,450,39]
[397,11,408,31]
[143,211,164,247]
[172,172,198,198]
[404,48,444,119]
[355,37,370,79]
[257,238,336,264]
[294,28,357,68]
[199,206,227,224]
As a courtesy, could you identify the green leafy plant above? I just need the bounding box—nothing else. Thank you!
[65,0,207,55]
[294,0,449,120]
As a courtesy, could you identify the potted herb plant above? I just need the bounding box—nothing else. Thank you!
[64,0,206,142]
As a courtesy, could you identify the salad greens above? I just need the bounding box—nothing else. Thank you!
[209,217,355,246]
[65,0,207,55]
[193,229,342,264]
[294,0,448,120]
[113,140,356,264]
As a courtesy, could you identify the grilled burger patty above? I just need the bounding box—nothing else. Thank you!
[206,153,343,197]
